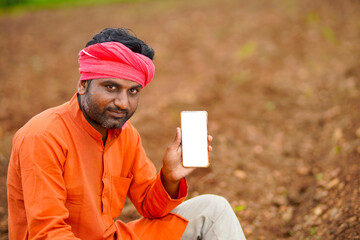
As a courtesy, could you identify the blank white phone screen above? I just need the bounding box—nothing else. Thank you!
[181,111,209,167]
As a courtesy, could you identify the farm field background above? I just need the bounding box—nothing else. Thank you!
[0,0,359,239]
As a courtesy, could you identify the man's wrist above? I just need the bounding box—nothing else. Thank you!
[161,168,181,184]
[160,168,181,199]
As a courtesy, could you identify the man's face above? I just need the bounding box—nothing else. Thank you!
[78,78,142,133]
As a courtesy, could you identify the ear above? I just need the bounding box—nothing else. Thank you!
[77,80,87,95]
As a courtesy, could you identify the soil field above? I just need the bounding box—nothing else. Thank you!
[0,0,359,239]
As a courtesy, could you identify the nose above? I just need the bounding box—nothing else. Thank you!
[114,91,129,110]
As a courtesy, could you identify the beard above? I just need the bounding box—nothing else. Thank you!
[81,94,137,130]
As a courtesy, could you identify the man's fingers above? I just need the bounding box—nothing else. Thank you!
[208,135,213,152]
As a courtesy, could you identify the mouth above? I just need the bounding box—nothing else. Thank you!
[107,109,127,118]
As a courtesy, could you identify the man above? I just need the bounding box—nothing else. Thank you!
[7,28,246,240]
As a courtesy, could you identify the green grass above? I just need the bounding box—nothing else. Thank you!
[0,0,152,14]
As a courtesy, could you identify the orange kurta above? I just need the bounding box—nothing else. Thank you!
[7,94,188,240]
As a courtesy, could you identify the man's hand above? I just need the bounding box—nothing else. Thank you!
[161,127,213,198]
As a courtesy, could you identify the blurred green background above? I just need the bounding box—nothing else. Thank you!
[0,0,147,9]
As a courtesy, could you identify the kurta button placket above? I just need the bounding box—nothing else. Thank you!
[102,142,112,216]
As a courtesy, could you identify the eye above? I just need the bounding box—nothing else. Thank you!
[129,88,139,95]
[106,85,116,91]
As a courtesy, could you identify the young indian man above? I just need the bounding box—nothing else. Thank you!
[7,28,246,240]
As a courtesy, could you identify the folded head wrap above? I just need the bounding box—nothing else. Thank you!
[78,42,155,87]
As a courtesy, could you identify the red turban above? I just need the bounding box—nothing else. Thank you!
[78,42,155,87]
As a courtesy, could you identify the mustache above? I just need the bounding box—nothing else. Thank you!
[106,106,129,114]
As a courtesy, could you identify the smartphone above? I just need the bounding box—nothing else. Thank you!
[181,111,209,168]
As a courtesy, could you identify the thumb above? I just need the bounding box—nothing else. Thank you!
[170,127,182,149]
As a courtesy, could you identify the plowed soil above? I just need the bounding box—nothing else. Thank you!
[0,0,359,239]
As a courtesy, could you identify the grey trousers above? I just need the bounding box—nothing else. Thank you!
[171,195,247,240]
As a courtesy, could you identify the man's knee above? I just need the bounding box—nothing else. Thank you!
[177,195,244,240]
[172,194,234,221]
[194,194,230,209]
[190,194,233,219]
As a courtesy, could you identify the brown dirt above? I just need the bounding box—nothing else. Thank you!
[0,0,359,239]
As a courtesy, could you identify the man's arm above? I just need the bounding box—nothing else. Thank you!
[161,127,213,198]
[8,133,80,240]
[126,125,212,218]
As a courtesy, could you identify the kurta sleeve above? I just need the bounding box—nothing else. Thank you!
[13,132,80,239]
[126,126,188,219]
